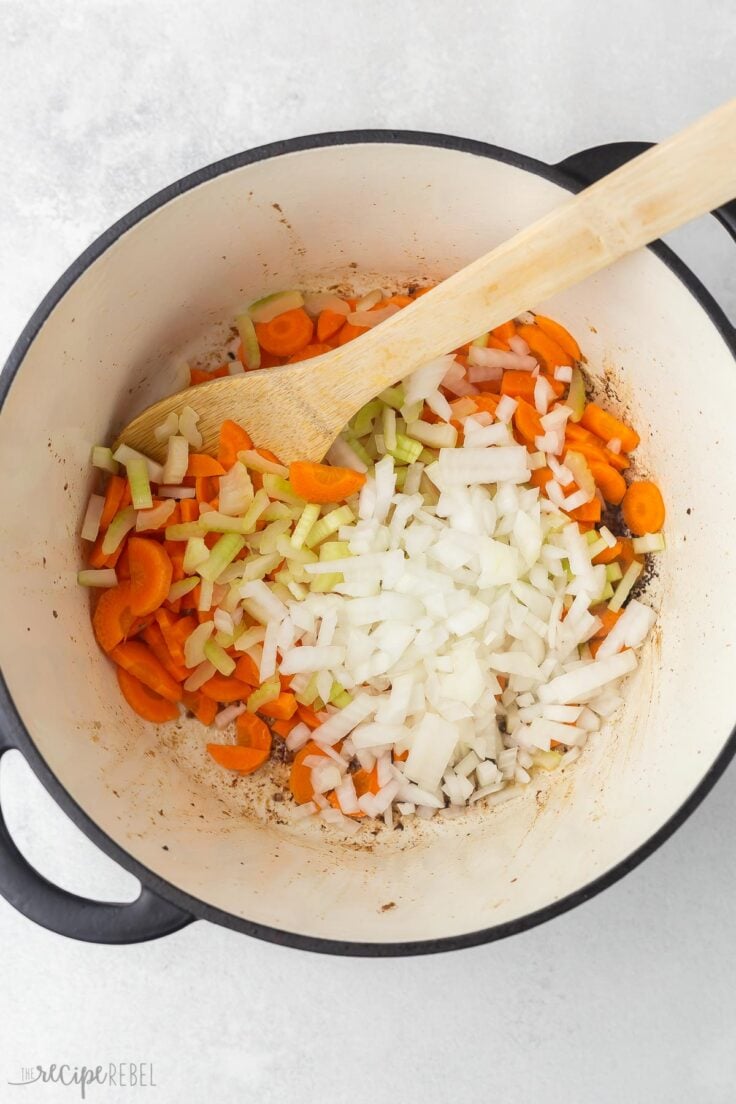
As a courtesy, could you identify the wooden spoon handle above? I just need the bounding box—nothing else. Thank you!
[331,97,736,413]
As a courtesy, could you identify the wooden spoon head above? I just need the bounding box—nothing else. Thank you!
[116,358,349,465]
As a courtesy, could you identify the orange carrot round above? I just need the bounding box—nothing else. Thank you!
[289,740,327,804]
[316,310,346,343]
[492,320,516,343]
[127,537,173,616]
[588,461,627,505]
[236,711,272,753]
[257,692,298,721]
[580,403,640,453]
[621,480,665,535]
[186,454,226,478]
[287,343,332,364]
[206,744,269,773]
[534,315,582,362]
[513,399,543,447]
[218,419,253,469]
[234,654,260,686]
[141,622,189,682]
[289,461,366,504]
[515,323,571,372]
[110,640,182,702]
[296,703,322,730]
[200,674,252,703]
[182,689,218,726]
[255,308,313,356]
[92,583,134,653]
[117,667,179,723]
[99,475,127,531]
[336,322,368,346]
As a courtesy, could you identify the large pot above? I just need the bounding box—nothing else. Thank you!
[1,132,734,954]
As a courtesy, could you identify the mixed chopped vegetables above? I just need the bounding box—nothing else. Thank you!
[79,287,665,830]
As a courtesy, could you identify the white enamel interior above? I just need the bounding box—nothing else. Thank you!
[0,141,734,946]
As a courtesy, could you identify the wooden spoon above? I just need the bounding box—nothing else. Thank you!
[118,99,736,464]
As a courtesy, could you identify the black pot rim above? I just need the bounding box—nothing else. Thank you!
[1,128,735,957]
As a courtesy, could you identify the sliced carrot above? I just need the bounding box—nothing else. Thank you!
[296,703,322,730]
[289,461,365,504]
[384,294,413,308]
[327,790,365,818]
[621,480,665,536]
[179,499,200,524]
[501,370,565,403]
[207,744,269,774]
[393,749,409,763]
[591,607,623,638]
[468,394,499,418]
[336,322,368,346]
[99,475,127,531]
[142,622,189,682]
[154,610,196,665]
[564,434,629,473]
[287,343,332,364]
[316,309,346,343]
[255,308,313,356]
[127,537,173,617]
[289,740,328,803]
[588,461,627,505]
[200,674,252,703]
[186,454,226,478]
[92,583,134,653]
[534,315,582,362]
[182,689,218,726]
[488,335,511,352]
[592,539,623,565]
[87,533,110,569]
[492,320,516,343]
[217,419,253,469]
[580,402,640,453]
[270,717,297,738]
[233,653,260,686]
[516,323,572,372]
[258,692,298,721]
[195,475,218,503]
[568,498,601,523]
[618,536,643,571]
[110,640,182,702]
[529,466,553,491]
[513,399,543,447]
[353,764,380,797]
[236,711,272,753]
[116,667,179,723]
[190,365,229,385]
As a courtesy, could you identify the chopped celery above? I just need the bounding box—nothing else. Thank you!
[241,488,271,533]
[533,750,562,771]
[125,455,153,510]
[179,407,203,450]
[198,533,246,583]
[419,448,438,465]
[77,568,117,588]
[608,560,643,613]
[167,577,199,602]
[162,434,190,485]
[632,532,666,554]
[238,450,288,477]
[260,501,294,522]
[605,562,623,583]
[585,529,599,545]
[471,332,490,348]
[276,535,318,564]
[246,680,280,713]
[198,578,214,612]
[332,688,353,709]
[295,671,320,706]
[214,629,236,649]
[233,625,266,652]
[344,434,372,467]
[247,289,304,323]
[287,580,308,600]
[91,446,119,474]
[395,466,408,490]
[291,503,320,549]
[234,313,261,370]
[379,385,405,410]
[165,521,206,541]
[183,537,209,574]
[382,407,397,452]
[252,518,291,554]
[242,552,282,581]
[221,582,244,613]
[567,367,586,422]
[113,444,164,484]
[406,421,457,449]
[351,400,381,438]
[101,507,136,555]
[304,506,354,548]
[262,473,303,505]
[599,581,615,601]
[203,638,236,677]
[319,541,351,560]
[389,433,423,464]
[310,573,342,593]
[399,400,423,425]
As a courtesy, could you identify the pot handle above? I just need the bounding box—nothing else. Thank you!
[0,732,193,944]
[556,141,736,244]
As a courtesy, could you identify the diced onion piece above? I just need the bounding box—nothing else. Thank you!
[80,494,105,541]
[158,485,196,499]
[184,621,215,668]
[355,288,383,311]
[325,436,368,474]
[219,461,254,516]
[162,435,189,486]
[136,499,176,531]
[154,411,180,443]
[91,446,119,474]
[112,444,164,485]
[183,660,216,692]
[179,407,203,450]
[203,637,236,677]
[567,367,586,422]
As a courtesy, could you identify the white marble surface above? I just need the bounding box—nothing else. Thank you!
[1,2,735,1101]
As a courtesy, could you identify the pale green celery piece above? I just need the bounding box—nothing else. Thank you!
[274,569,293,587]
[344,434,372,467]
[214,629,236,649]
[352,400,382,437]
[309,573,342,593]
[291,503,320,550]
[379,385,405,410]
[246,680,281,713]
[269,581,292,605]
[260,501,294,522]
[319,541,351,560]
[331,688,353,709]
[183,537,209,574]
[201,512,254,534]
[203,638,236,676]
[238,450,289,477]
[304,506,354,549]
[234,313,261,370]
[276,534,319,564]
[295,672,320,706]
[247,289,303,323]
[471,332,490,348]
[419,448,438,465]
[287,580,308,600]
[241,488,271,533]
[605,562,623,582]
[395,466,408,490]
[252,518,292,554]
[126,455,152,510]
[216,562,246,585]
[166,521,206,541]
[608,560,643,613]
[389,433,423,464]
[198,577,214,612]
[242,552,282,582]
[91,446,119,474]
[167,577,199,602]
[567,367,586,422]
[382,406,397,452]
[233,625,266,652]
[400,400,423,424]
[101,507,136,555]
[198,533,246,583]
[262,473,303,505]
[220,583,243,614]
[599,581,615,601]
[585,529,598,545]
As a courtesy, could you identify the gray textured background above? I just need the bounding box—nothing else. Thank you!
[1,2,735,1101]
